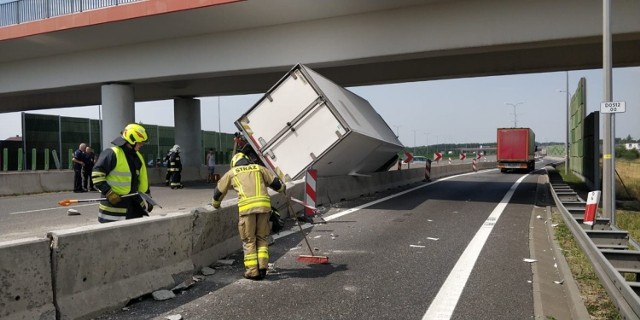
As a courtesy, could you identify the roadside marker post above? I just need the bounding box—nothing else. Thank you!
[583,191,601,226]
[424,159,432,181]
[472,159,477,172]
[304,168,317,217]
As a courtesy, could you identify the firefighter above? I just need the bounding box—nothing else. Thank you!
[91,123,153,223]
[211,152,286,280]
[165,144,183,189]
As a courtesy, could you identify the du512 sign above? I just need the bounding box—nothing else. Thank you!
[600,101,626,113]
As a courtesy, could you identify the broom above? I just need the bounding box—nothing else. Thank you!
[286,193,329,264]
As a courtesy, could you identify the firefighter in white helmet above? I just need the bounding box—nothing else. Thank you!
[211,152,286,280]
[92,123,153,223]
[165,144,183,189]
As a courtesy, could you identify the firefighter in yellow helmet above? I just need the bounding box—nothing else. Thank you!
[211,151,286,280]
[92,123,154,223]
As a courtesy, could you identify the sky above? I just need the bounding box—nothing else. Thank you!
[0,66,638,147]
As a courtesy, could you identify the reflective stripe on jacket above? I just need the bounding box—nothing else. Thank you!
[218,164,276,215]
[106,146,148,195]
[96,146,148,222]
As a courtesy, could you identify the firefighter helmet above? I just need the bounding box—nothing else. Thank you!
[122,123,148,145]
[231,152,251,168]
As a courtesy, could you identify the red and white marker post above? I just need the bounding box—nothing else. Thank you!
[583,190,601,226]
[424,159,432,181]
[472,159,477,172]
[304,168,317,217]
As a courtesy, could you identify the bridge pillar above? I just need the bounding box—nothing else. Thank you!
[101,83,135,150]
[174,97,202,167]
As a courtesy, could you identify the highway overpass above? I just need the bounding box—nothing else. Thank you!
[1,0,639,161]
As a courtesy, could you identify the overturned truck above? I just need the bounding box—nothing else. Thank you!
[235,64,404,182]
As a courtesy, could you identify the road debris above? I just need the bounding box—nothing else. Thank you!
[523,258,538,263]
[410,244,426,248]
[171,278,196,292]
[152,290,175,301]
[67,209,80,216]
[427,237,439,241]
[201,267,216,276]
[216,259,235,266]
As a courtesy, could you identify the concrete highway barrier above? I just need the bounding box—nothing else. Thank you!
[0,165,229,197]
[0,237,55,320]
[2,161,495,319]
[48,215,194,320]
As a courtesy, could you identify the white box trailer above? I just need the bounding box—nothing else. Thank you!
[235,64,404,182]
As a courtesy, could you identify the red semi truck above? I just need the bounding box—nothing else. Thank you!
[496,128,536,173]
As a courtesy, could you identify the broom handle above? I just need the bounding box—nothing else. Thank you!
[287,193,315,256]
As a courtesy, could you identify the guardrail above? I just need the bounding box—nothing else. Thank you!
[0,0,142,27]
[547,166,640,319]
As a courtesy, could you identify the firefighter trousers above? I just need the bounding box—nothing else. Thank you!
[238,212,270,277]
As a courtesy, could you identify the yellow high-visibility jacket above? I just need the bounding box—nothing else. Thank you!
[213,164,285,215]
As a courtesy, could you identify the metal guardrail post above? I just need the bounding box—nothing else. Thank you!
[17,148,22,171]
[2,148,7,171]
[31,148,36,170]
[44,148,49,170]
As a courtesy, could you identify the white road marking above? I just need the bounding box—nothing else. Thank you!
[422,174,528,320]
[272,170,490,241]
[10,203,96,215]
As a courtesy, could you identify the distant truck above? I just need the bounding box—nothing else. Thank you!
[496,128,536,173]
[234,64,404,182]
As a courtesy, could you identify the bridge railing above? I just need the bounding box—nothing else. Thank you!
[0,0,142,27]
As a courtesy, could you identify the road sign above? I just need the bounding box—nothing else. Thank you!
[600,101,626,113]
[459,153,466,160]
[434,152,442,162]
[403,151,414,163]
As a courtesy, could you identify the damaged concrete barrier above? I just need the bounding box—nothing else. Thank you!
[48,214,194,320]
[0,237,55,320]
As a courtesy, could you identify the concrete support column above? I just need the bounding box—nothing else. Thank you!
[174,98,202,167]
[101,84,135,150]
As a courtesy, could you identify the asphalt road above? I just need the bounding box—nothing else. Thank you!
[81,160,552,320]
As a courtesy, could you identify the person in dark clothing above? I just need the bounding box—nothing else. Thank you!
[91,124,154,223]
[82,146,96,191]
[163,149,172,186]
[165,144,183,189]
[72,143,87,192]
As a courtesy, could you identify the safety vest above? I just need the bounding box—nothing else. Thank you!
[233,164,271,214]
[106,146,148,195]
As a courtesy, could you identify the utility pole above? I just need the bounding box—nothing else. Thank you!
[505,102,524,127]
[413,129,417,154]
[558,73,570,175]
[602,0,616,224]
[565,72,570,175]
[217,96,222,151]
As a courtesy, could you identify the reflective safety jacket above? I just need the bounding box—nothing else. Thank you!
[166,151,182,172]
[213,164,285,215]
[92,142,149,222]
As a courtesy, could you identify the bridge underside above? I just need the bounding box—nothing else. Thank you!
[0,0,639,112]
